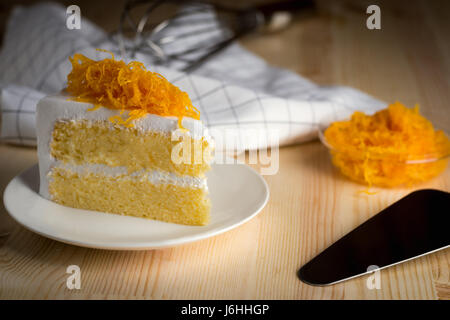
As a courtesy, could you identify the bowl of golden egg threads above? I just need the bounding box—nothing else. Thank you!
[319,102,450,188]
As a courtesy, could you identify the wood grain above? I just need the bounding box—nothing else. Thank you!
[0,0,449,299]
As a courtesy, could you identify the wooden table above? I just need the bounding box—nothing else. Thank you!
[0,0,449,299]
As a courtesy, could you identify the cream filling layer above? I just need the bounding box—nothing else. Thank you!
[47,162,208,193]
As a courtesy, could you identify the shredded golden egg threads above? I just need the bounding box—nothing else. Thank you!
[324,102,450,187]
[66,50,200,128]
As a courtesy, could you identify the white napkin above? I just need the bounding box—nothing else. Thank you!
[0,3,385,150]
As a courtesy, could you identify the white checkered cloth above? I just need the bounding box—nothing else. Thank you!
[0,3,385,150]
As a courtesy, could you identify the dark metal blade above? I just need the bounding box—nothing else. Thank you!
[298,189,450,286]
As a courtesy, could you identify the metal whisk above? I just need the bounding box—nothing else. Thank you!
[117,0,314,72]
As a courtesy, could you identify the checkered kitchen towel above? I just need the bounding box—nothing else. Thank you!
[0,3,385,150]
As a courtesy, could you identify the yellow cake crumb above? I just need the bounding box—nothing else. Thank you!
[51,120,212,177]
[49,168,210,226]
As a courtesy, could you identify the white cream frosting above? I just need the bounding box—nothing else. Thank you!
[36,93,211,199]
[48,162,207,190]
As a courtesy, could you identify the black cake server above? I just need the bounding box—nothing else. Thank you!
[298,189,450,286]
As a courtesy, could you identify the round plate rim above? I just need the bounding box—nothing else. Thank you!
[3,163,269,250]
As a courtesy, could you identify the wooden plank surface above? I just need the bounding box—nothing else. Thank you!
[0,0,449,299]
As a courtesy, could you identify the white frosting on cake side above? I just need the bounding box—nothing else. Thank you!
[36,93,211,199]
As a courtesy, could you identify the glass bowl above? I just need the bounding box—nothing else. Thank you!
[318,125,450,188]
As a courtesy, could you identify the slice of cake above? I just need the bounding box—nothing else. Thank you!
[36,52,213,226]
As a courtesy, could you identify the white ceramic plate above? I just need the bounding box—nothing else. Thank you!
[3,163,269,250]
